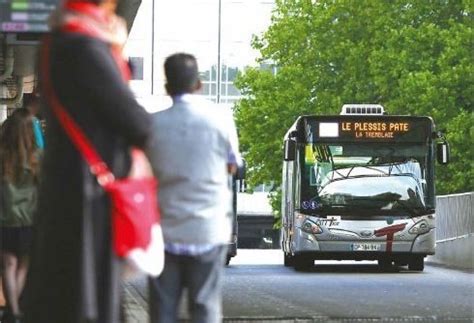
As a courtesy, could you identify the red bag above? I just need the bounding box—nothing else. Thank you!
[40,36,163,277]
[103,149,160,256]
[106,176,158,257]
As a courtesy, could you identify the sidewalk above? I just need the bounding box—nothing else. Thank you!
[122,280,318,323]
[122,280,149,323]
[122,278,192,323]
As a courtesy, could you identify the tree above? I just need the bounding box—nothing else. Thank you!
[234,0,473,218]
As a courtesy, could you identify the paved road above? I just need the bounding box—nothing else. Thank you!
[124,249,474,322]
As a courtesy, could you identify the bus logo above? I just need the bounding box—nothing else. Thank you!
[301,200,321,210]
[374,223,408,252]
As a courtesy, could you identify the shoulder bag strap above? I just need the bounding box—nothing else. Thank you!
[40,35,115,186]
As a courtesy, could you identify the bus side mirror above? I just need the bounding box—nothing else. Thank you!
[284,139,296,161]
[436,141,450,165]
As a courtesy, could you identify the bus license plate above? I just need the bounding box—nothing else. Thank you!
[351,243,381,251]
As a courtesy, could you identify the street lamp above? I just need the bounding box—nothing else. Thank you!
[217,0,222,104]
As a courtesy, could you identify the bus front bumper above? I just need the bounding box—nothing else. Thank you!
[292,227,435,258]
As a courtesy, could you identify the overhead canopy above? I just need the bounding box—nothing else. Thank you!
[0,0,142,34]
[0,0,143,104]
[117,0,142,32]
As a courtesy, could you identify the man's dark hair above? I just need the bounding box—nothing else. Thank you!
[164,53,199,96]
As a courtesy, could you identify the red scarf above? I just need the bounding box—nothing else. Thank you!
[52,2,131,81]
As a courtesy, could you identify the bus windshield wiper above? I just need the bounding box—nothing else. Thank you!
[317,173,390,194]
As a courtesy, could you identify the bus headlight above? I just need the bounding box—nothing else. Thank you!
[409,220,430,235]
[302,220,323,234]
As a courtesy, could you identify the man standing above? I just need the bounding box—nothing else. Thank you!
[147,53,241,323]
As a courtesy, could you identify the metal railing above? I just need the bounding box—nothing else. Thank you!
[435,192,474,242]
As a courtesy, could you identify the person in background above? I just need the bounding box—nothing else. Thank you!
[23,93,45,150]
[23,0,152,322]
[147,53,242,323]
[0,109,41,323]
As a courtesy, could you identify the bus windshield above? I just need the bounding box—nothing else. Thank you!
[300,143,431,216]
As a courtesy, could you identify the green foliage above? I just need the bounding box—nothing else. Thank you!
[436,110,474,194]
[235,0,473,218]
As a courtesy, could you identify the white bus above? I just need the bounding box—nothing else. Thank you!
[281,105,450,271]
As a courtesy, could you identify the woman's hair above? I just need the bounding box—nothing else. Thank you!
[0,108,39,183]
[23,92,40,110]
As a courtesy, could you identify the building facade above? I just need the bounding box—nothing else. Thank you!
[125,0,275,111]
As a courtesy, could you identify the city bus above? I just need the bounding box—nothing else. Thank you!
[281,105,450,271]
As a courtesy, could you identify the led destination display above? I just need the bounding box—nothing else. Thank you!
[302,116,433,143]
[341,121,410,139]
[0,0,58,33]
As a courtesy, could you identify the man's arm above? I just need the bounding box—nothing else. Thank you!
[225,109,242,174]
[228,164,237,175]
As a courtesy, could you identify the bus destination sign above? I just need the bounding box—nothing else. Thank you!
[341,121,409,139]
[0,0,58,33]
[306,116,432,143]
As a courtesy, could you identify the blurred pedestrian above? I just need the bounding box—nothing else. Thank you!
[147,53,242,323]
[0,108,41,323]
[23,0,152,322]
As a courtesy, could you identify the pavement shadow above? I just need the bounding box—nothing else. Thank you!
[294,263,421,274]
[225,263,425,275]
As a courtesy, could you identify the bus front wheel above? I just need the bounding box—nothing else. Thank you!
[408,256,424,271]
[284,253,293,267]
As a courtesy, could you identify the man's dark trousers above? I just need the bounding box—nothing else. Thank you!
[148,246,227,323]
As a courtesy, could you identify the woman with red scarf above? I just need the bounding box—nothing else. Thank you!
[23,1,152,322]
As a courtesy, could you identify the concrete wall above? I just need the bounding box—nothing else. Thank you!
[428,192,474,270]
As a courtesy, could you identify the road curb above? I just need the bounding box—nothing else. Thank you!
[217,317,472,323]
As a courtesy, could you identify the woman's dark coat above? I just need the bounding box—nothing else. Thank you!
[24,32,152,323]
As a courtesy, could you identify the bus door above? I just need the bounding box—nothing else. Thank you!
[282,139,297,250]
